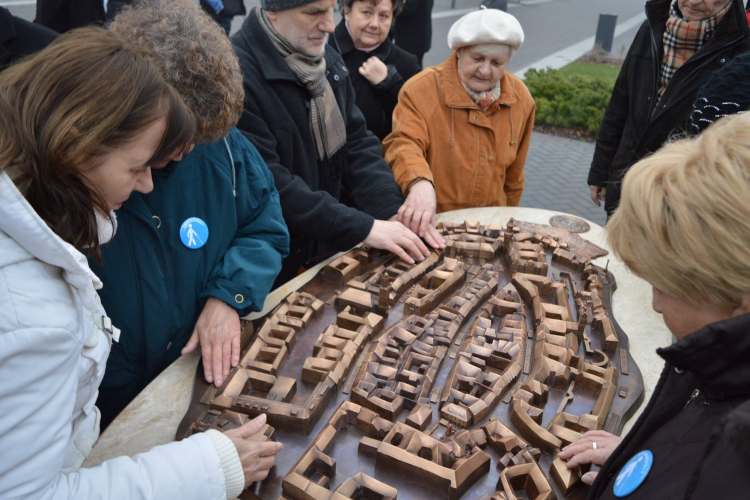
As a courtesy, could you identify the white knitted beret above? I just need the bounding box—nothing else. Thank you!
[447,7,525,51]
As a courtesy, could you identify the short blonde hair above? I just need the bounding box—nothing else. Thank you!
[110,0,243,143]
[607,113,750,310]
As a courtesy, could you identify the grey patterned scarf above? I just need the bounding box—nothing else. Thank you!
[258,8,346,161]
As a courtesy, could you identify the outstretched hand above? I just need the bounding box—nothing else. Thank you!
[224,414,283,487]
[398,179,446,250]
[559,430,622,485]
[365,219,432,264]
[182,297,241,387]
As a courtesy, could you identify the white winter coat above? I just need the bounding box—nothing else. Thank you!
[0,171,242,500]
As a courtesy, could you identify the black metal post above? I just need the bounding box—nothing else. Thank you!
[594,14,618,53]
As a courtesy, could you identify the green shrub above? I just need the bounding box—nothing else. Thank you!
[524,66,618,138]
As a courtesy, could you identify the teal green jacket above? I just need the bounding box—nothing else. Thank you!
[90,129,289,389]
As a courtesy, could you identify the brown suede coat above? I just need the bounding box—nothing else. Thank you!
[383,52,535,212]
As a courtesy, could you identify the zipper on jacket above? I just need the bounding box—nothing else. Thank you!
[683,389,700,409]
[648,24,660,119]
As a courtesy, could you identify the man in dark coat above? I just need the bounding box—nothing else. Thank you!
[587,0,750,217]
[232,0,443,288]
[0,7,57,70]
[391,0,433,67]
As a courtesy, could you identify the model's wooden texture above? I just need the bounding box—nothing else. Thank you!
[178,220,644,500]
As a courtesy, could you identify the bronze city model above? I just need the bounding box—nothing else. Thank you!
[179,219,644,500]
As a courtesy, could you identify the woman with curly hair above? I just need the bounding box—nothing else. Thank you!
[0,27,282,500]
[93,0,289,429]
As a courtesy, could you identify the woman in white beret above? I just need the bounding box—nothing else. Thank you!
[383,7,535,237]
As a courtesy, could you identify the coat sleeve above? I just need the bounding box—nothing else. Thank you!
[340,73,405,221]
[0,327,228,500]
[504,93,535,207]
[200,130,290,316]
[237,73,378,251]
[587,25,643,187]
[383,82,434,195]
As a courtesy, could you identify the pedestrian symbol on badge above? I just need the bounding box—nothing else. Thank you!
[613,450,653,497]
[180,217,209,249]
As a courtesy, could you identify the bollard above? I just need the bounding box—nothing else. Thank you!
[594,14,618,53]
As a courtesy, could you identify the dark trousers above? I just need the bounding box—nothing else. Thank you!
[97,380,142,431]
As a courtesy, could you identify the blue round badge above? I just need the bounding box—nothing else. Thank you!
[180,217,209,249]
[614,450,653,497]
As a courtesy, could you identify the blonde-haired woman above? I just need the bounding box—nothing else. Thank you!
[560,113,750,499]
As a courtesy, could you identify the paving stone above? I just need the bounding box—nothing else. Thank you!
[520,132,607,227]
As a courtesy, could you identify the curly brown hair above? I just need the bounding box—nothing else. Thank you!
[110,0,244,143]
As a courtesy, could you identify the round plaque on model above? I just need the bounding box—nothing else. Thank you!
[549,215,591,233]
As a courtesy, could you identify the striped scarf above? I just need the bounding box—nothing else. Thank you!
[258,8,346,161]
[462,81,501,112]
[659,0,729,98]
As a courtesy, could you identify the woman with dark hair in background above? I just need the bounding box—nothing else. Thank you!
[330,0,420,141]
[0,28,281,500]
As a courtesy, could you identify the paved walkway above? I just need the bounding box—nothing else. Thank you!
[520,132,607,226]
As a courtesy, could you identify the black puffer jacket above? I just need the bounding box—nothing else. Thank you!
[588,312,750,500]
[588,0,750,217]
[330,20,420,141]
[232,9,404,286]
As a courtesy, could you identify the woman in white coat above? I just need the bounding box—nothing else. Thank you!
[0,28,281,500]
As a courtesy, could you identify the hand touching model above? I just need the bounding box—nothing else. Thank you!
[558,430,623,485]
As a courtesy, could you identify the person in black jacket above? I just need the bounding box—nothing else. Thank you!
[231,0,445,288]
[687,50,750,134]
[35,0,105,33]
[587,0,750,218]
[391,0,433,67]
[561,114,750,499]
[330,0,420,141]
[1,6,57,70]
